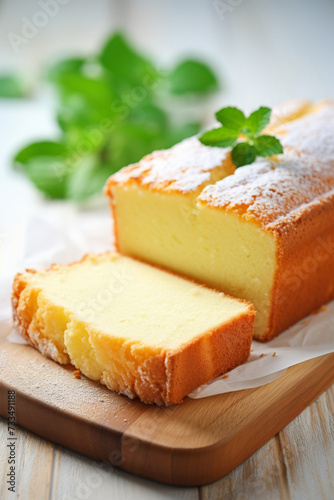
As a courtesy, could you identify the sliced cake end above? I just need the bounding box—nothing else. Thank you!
[12,253,255,405]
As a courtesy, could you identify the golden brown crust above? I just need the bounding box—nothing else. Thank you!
[12,273,29,341]
[165,309,255,405]
[105,165,231,198]
[104,136,235,196]
[12,273,70,364]
[263,191,334,341]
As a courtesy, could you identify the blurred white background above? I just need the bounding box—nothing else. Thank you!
[1,0,334,107]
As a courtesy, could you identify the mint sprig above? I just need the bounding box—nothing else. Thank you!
[199,106,283,168]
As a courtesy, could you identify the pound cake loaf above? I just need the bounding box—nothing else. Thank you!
[105,100,334,341]
[12,253,255,405]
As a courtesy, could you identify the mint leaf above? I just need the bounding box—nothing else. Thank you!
[215,107,246,132]
[199,127,239,147]
[47,57,87,82]
[232,142,256,167]
[14,141,67,165]
[54,73,114,129]
[67,157,113,201]
[99,33,159,87]
[65,126,106,156]
[199,104,283,168]
[55,73,113,110]
[0,74,26,98]
[245,106,271,136]
[254,135,283,157]
[108,122,168,171]
[167,60,218,95]
[14,141,69,198]
[128,102,168,132]
[23,158,69,198]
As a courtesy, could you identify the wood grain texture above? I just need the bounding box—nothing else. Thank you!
[199,387,334,500]
[200,435,289,500]
[1,398,334,500]
[0,416,53,500]
[51,446,199,500]
[278,387,334,499]
[0,329,334,487]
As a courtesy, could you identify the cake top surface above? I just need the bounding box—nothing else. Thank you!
[24,253,251,350]
[268,99,313,128]
[106,100,334,230]
[276,101,334,162]
[106,136,234,194]
[198,149,334,228]
[198,101,334,228]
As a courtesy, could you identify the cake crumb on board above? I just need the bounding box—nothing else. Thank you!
[312,305,328,315]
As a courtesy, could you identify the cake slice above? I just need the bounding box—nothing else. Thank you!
[12,253,255,405]
[105,100,334,341]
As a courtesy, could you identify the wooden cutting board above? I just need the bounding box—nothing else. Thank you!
[1,324,334,487]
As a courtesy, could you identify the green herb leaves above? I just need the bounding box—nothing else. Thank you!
[14,141,69,199]
[232,142,256,168]
[13,33,220,201]
[253,135,283,157]
[244,106,271,136]
[199,127,238,148]
[199,106,283,168]
[166,60,218,95]
[0,74,27,98]
[215,107,246,131]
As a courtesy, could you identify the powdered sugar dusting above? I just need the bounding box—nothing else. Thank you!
[278,102,334,162]
[198,150,334,227]
[109,136,231,193]
[269,99,311,128]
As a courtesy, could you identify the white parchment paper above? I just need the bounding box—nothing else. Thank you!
[1,206,333,398]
